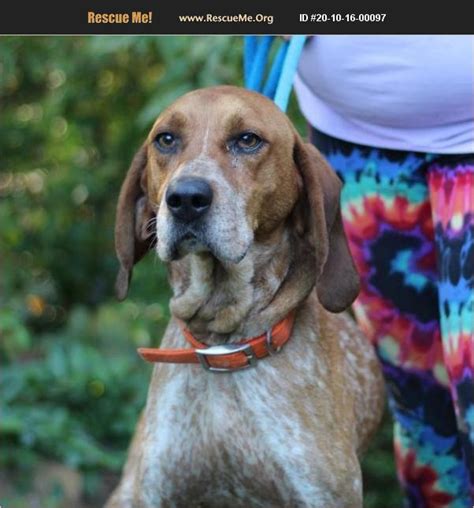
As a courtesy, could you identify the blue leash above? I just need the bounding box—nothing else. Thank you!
[244,36,306,112]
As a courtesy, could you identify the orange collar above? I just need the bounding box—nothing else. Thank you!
[138,311,296,372]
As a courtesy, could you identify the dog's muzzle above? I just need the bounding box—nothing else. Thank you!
[156,169,253,264]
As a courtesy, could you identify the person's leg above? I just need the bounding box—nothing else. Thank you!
[428,158,474,501]
[310,127,471,507]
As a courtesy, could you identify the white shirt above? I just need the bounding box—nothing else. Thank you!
[294,35,474,154]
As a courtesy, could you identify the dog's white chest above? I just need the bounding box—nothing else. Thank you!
[135,358,348,508]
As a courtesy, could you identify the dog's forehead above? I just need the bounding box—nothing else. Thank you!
[151,86,290,134]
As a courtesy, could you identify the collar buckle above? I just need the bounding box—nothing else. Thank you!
[195,343,257,373]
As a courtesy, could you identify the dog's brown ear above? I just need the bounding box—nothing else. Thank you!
[115,145,155,301]
[294,136,360,312]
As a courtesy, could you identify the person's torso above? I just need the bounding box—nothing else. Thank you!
[294,35,474,153]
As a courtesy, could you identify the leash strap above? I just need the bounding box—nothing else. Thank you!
[138,311,296,372]
[244,35,307,112]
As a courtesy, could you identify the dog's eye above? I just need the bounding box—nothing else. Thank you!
[155,132,178,153]
[235,132,263,153]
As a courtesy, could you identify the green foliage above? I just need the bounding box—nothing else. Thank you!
[362,411,402,508]
[0,308,32,358]
[1,302,166,472]
[0,36,400,507]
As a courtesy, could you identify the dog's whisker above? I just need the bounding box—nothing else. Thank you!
[144,217,157,237]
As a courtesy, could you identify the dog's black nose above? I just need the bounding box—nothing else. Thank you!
[165,178,213,222]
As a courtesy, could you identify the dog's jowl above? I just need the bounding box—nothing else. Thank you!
[107,86,384,508]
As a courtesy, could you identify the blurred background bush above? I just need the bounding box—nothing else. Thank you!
[0,36,401,507]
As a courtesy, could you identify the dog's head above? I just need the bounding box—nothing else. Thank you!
[115,86,359,312]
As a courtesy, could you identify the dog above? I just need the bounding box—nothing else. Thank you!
[106,86,384,508]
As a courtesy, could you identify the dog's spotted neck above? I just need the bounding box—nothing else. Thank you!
[167,227,316,345]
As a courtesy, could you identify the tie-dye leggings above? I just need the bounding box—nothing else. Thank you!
[310,128,474,507]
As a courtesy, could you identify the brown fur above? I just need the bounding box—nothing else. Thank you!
[107,86,384,508]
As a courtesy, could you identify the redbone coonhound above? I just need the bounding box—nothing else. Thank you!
[106,86,384,508]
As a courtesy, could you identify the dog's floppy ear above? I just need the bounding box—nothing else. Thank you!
[294,136,360,312]
[115,145,155,301]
